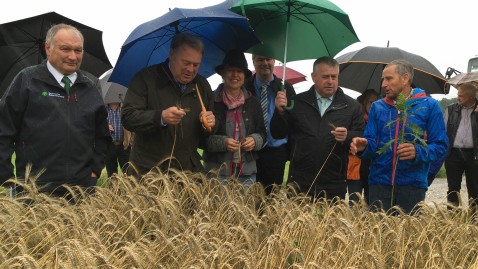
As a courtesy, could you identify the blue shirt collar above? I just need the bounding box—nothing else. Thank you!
[315,90,334,102]
[254,75,274,90]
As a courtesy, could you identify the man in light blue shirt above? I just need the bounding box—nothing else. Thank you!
[272,56,364,201]
[245,54,296,194]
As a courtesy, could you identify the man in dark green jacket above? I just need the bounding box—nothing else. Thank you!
[121,33,216,175]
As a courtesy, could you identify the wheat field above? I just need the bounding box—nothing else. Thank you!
[1,170,477,269]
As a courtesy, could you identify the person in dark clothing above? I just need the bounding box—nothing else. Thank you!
[121,33,215,176]
[444,83,478,211]
[0,23,110,197]
[347,89,378,205]
[271,56,364,201]
[105,102,131,177]
[244,54,296,194]
[203,50,266,185]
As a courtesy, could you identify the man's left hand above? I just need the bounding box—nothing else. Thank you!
[397,143,416,160]
[331,127,347,142]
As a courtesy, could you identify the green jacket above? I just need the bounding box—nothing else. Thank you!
[121,61,214,174]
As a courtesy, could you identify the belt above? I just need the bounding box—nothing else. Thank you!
[112,141,123,146]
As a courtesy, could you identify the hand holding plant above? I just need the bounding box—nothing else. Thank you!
[396,143,416,160]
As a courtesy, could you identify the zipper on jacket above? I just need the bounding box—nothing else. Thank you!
[66,88,72,179]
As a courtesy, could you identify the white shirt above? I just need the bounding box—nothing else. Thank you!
[47,61,77,87]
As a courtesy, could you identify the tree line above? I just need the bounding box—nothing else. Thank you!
[437,97,457,113]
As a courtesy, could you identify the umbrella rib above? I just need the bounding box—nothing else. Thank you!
[248,2,355,57]
[12,26,40,44]
[5,46,39,74]
[148,19,250,55]
[368,63,384,93]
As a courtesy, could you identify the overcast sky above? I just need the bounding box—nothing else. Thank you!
[2,0,475,99]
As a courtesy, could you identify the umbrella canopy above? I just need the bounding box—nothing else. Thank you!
[100,69,128,104]
[230,0,358,110]
[336,46,448,95]
[109,6,260,88]
[0,12,112,97]
[230,0,359,64]
[446,72,478,88]
[252,65,307,84]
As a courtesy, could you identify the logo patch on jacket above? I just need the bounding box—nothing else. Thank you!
[48,92,65,98]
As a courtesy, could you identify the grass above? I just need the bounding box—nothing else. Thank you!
[9,152,444,186]
[0,171,477,268]
[436,164,446,178]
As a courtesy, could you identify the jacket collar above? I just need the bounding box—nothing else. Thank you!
[249,74,284,94]
[213,83,252,102]
[33,60,95,88]
[303,86,348,107]
[383,87,427,107]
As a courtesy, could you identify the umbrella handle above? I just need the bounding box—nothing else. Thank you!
[195,84,212,132]
[284,100,295,111]
[280,83,294,110]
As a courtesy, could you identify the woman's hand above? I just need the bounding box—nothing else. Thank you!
[240,136,255,151]
[225,138,240,152]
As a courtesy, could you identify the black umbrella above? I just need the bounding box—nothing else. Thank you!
[336,46,449,95]
[0,12,112,96]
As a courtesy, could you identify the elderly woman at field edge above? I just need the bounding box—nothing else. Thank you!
[203,49,266,185]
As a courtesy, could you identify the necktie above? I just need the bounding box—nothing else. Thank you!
[260,84,269,127]
[62,76,71,95]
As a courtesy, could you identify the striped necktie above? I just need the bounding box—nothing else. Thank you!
[260,84,269,127]
[62,76,71,95]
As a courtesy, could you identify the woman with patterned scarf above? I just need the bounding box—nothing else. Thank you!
[203,49,266,185]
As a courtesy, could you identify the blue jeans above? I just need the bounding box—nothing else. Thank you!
[369,184,426,215]
[219,168,256,187]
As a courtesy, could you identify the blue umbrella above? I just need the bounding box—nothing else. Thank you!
[109,6,261,88]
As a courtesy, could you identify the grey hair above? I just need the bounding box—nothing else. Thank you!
[388,59,414,84]
[457,82,477,96]
[313,56,339,72]
[45,23,84,47]
[170,33,204,55]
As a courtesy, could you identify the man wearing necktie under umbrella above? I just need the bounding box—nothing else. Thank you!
[0,23,110,199]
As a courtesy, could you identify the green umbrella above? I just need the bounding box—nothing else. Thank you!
[230,0,359,108]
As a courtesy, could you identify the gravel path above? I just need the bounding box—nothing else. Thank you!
[425,177,468,207]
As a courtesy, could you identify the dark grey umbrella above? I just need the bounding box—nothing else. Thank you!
[0,12,112,97]
[336,46,449,95]
[100,69,127,104]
